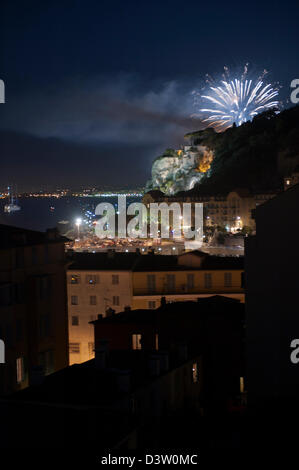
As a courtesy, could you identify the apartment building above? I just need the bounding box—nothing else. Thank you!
[0,224,68,395]
[143,187,278,232]
[67,250,244,363]
[67,252,138,364]
[132,250,244,309]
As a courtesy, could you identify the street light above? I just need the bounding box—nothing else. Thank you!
[75,217,82,239]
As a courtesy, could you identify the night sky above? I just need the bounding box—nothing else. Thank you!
[0,0,298,191]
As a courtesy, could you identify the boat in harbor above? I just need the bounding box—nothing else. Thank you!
[4,186,21,213]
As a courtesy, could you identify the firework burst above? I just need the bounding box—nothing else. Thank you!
[197,65,280,132]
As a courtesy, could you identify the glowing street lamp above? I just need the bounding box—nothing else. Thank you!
[75,217,82,239]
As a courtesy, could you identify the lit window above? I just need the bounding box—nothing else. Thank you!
[192,362,198,383]
[132,334,142,350]
[71,315,79,326]
[88,342,95,358]
[240,376,245,393]
[70,275,80,284]
[155,333,159,351]
[69,343,80,354]
[16,357,25,384]
[86,274,99,284]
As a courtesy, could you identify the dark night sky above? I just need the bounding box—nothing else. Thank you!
[0,0,298,191]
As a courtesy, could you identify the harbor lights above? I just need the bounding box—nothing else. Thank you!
[75,217,82,239]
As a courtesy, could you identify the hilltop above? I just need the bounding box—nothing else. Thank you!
[184,105,299,194]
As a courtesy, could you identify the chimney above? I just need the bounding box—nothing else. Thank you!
[105,307,115,317]
[148,355,160,377]
[115,369,131,393]
[30,365,44,386]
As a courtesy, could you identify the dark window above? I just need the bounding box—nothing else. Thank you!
[39,277,51,300]
[16,318,23,342]
[204,273,212,289]
[16,248,24,268]
[187,273,194,290]
[72,316,79,326]
[15,283,25,304]
[39,313,51,338]
[32,246,38,265]
[39,350,54,375]
[44,245,49,264]
[0,285,13,306]
[147,275,156,293]
[166,274,175,292]
[224,272,232,287]
[71,295,78,305]
[69,343,80,354]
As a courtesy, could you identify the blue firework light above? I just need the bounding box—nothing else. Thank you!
[198,65,280,132]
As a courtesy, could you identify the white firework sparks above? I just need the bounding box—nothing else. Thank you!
[198,66,280,132]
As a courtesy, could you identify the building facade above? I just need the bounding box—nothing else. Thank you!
[132,251,244,309]
[143,188,278,232]
[67,251,244,364]
[67,252,137,364]
[0,225,68,395]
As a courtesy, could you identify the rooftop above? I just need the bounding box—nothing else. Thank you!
[68,251,140,271]
[132,251,244,271]
[0,224,67,249]
[92,295,243,325]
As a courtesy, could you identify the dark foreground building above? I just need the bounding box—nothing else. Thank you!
[92,296,246,414]
[0,346,202,449]
[246,183,299,409]
[0,295,245,450]
[0,224,69,395]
